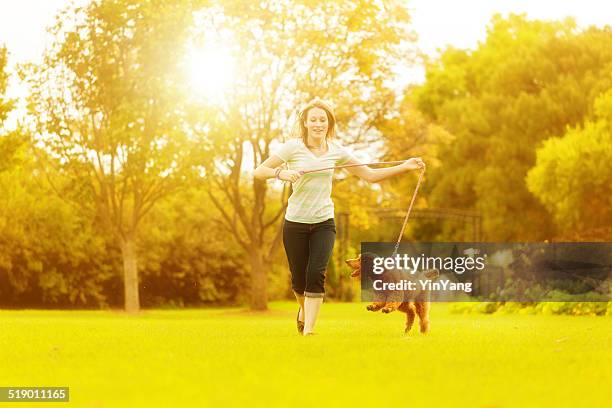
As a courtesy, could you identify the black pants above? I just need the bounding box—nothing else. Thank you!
[282,218,336,298]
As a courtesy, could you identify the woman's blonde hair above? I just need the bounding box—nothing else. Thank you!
[292,98,337,145]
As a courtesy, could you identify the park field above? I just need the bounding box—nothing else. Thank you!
[0,302,610,407]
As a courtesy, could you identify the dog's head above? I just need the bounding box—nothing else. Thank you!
[345,252,379,278]
[345,255,362,277]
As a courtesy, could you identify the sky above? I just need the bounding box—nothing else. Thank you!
[408,0,610,56]
[0,0,610,127]
[1,0,609,63]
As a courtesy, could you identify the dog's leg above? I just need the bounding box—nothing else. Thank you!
[381,301,401,313]
[415,301,431,333]
[366,301,386,311]
[403,303,417,334]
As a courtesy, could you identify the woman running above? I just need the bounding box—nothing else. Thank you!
[254,98,425,335]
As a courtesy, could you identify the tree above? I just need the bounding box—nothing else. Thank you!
[413,14,612,240]
[136,185,249,307]
[373,90,454,242]
[24,0,202,312]
[0,46,20,172]
[526,89,612,234]
[1,46,117,308]
[0,46,12,125]
[192,0,416,309]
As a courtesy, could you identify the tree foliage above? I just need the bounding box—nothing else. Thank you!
[413,14,612,240]
[527,89,612,233]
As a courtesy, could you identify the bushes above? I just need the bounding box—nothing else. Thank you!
[450,301,611,316]
[0,160,250,308]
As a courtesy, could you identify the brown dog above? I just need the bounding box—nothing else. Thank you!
[346,254,439,333]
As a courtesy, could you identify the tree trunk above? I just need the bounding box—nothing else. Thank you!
[249,245,268,310]
[120,236,140,313]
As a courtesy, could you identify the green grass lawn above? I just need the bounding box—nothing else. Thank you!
[1,302,610,407]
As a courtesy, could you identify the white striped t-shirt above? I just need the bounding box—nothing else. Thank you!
[273,138,354,224]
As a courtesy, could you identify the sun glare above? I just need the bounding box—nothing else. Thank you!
[186,44,236,101]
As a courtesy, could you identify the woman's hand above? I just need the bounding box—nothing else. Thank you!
[401,157,426,171]
[279,169,302,183]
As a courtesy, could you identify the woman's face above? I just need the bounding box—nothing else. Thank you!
[305,107,329,141]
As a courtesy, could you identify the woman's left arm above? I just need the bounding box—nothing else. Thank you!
[344,157,425,183]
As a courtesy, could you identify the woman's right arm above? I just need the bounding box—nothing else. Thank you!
[254,155,302,182]
[254,155,285,180]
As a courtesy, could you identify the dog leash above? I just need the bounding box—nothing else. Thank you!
[298,160,408,175]
[392,168,425,256]
[291,160,425,255]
